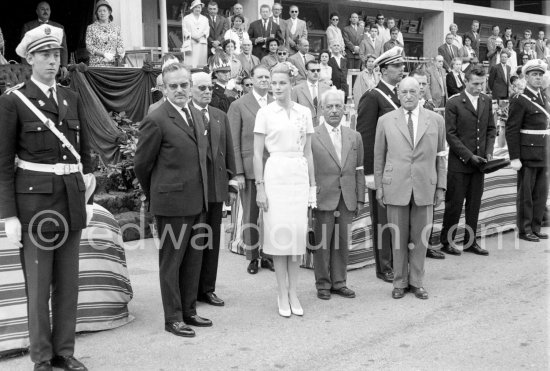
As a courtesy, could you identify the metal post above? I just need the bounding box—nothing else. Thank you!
[160,0,168,54]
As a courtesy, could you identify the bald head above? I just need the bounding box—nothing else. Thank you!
[398,77,420,111]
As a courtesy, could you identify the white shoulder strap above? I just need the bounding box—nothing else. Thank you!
[374,88,399,110]
[520,93,550,122]
[11,89,81,163]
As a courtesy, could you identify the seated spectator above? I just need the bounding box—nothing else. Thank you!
[446,57,465,96]
[519,42,536,61]
[183,0,209,68]
[86,0,125,67]
[464,20,481,57]
[383,27,405,53]
[459,35,476,62]
[326,13,345,54]
[273,45,298,79]
[288,38,315,84]
[438,33,460,72]
[360,26,383,60]
[275,45,289,65]
[504,40,518,75]
[519,53,530,68]
[236,39,260,76]
[352,55,380,107]
[449,23,462,48]
[260,38,280,70]
[328,43,349,101]
[224,15,249,54]
[319,49,333,87]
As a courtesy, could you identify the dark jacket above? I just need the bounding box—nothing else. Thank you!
[248,19,283,60]
[437,43,460,72]
[328,56,348,96]
[207,14,228,52]
[210,83,236,113]
[446,72,465,97]
[22,20,68,67]
[488,63,511,99]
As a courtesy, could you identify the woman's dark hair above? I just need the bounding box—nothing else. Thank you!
[465,66,486,81]
[265,37,280,48]
[96,5,114,22]
[232,14,244,24]
[222,39,236,52]
[463,34,472,44]
[318,49,331,60]
[329,12,339,21]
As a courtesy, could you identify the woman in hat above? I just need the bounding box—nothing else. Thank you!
[182,0,209,68]
[224,14,249,55]
[86,0,125,67]
[260,37,280,70]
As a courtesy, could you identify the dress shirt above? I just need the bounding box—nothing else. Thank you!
[332,55,343,68]
[168,99,192,125]
[290,19,297,34]
[464,90,479,111]
[192,101,209,121]
[31,76,57,103]
[325,122,342,162]
[272,17,280,26]
[308,81,318,101]
[501,63,508,82]
[252,89,268,107]
[404,105,419,146]
[448,44,455,58]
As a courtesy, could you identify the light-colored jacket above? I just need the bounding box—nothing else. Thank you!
[291,81,329,126]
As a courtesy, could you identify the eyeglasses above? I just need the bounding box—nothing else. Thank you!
[244,83,253,87]
[308,69,320,72]
[197,85,214,91]
[277,52,287,56]
[377,17,384,21]
[331,18,339,21]
[290,10,298,13]
[167,82,189,90]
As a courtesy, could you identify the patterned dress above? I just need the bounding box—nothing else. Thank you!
[86,21,125,67]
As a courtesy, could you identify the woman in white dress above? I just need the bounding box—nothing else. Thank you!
[326,13,345,54]
[504,40,518,76]
[224,14,249,55]
[182,0,209,68]
[254,64,316,318]
[319,50,333,87]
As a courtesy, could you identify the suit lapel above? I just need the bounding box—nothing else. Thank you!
[340,127,352,166]
[209,108,220,157]
[167,103,197,143]
[460,92,477,116]
[302,83,314,106]
[415,107,429,146]
[317,124,340,167]
[395,108,413,148]
[244,93,261,116]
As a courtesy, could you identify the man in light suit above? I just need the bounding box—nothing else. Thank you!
[207,1,228,56]
[534,30,546,60]
[311,89,365,300]
[438,34,460,73]
[227,65,275,274]
[374,77,447,300]
[135,63,211,338]
[488,50,511,99]
[189,72,237,307]
[236,40,260,77]
[359,27,383,61]
[291,60,328,126]
[288,38,315,84]
[427,55,448,108]
[342,13,364,70]
[270,3,287,47]
[248,4,283,60]
[286,5,307,55]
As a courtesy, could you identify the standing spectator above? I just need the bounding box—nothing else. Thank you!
[386,18,404,46]
[502,27,514,46]
[383,27,405,52]
[353,55,380,108]
[226,3,249,33]
[328,43,349,101]
[534,30,546,60]
[463,20,481,57]
[342,13,364,69]
[86,0,125,67]
[227,65,275,275]
[374,13,388,44]
[207,1,228,56]
[224,15,250,55]
[516,29,534,53]
[326,13,345,54]
[373,77,447,300]
[311,89,365,301]
[236,39,260,76]
[427,55,448,108]
[440,67,496,256]
[22,1,69,78]
[505,60,549,242]
[189,71,237,308]
[260,38,280,70]
[504,40,518,75]
[488,37,504,67]
[291,60,328,126]
[242,75,253,94]
[248,4,283,60]
[135,63,211,337]
[221,39,243,80]
[286,5,307,55]
[489,50,511,99]
[487,26,501,64]
[360,26,383,60]
[182,0,210,68]
[446,57,465,96]
[270,3,287,45]
[318,49,333,87]
[438,33,460,72]
[288,38,315,84]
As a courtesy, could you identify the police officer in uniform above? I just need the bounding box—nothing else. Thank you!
[0,25,91,371]
[209,55,237,113]
[506,60,549,242]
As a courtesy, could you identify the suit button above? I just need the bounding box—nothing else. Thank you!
[63,155,67,160]
[29,186,33,191]
[219,167,222,170]
[59,122,62,126]
[37,127,42,131]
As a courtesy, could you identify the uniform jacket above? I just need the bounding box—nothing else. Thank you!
[312,124,365,211]
[342,25,364,62]
[190,104,236,203]
[207,14,229,51]
[488,63,511,99]
[328,56,348,94]
[22,20,68,66]
[427,66,447,108]
[291,80,329,126]
[445,92,496,173]
[210,83,236,113]
[374,107,447,206]
[0,80,92,231]
[505,87,549,167]
[437,43,460,72]
[288,52,315,84]
[134,101,208,216]
[356,80,400,174]
[248,19,283,59]
[227,92,273,179]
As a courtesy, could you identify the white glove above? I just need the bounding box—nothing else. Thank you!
[103,52,114,62]
[4,217,22,248]
[308,186,317,209]
[510,159,522,171]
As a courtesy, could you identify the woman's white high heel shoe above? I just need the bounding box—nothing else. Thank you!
[278,296,291,317]
[289,297,303,316]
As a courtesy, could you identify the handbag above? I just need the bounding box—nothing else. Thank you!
[181,37,192,53]
[306,207,317,254]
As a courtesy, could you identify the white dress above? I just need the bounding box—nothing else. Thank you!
[182,14,209,68]
[254,102,314,256]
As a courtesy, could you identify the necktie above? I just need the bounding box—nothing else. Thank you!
[311,84,318,112]
[303,53,307,66]
[502,64,507,82]
[331,127,342,163]
[449,45,455,58]
[407,111,414,146]
[212,16,216,23]
[393,87,398,97]
[201,108,210,133]
[274,18,278,25]
[48,87,58,112]
[182,107,196,138]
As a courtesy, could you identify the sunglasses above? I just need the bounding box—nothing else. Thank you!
[167,82,189,90]
[197,85,214,91]
[308,69,320,72]
[244,83,253,87]
[290,10,298,13]
[377,18,384,21]
[277,52,287,56]
[332,18,339,21]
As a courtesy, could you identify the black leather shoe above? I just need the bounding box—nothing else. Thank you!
[441,244,462,256]
[260,258,275,271]
[330,287,356,298]
[392,287,407,299]
[519,233,540,242]
[50,356,87,371]
[409,286,429,299]
[317,289,331,300]
[247,259,259,274]
[376,271,394,283]
[34,361,52,371]
[426,248,445,259]
[165,321,195,337]
[463,243,489,256]
[533,231,548,239]
[198,292,224,306]
[183,315,212,327]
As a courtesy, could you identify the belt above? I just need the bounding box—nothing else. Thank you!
[270,152,303,158]
[520,129,550,135]
[17,159,81,175]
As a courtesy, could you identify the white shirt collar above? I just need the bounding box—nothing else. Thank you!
[167,99,191,125]
[464,90,479,109]
[404,105,420,145]
[525,85,540,96]
[192,101,208,112]
[31,76,56,97]
[252,89,268,103]
[325,121,341,133]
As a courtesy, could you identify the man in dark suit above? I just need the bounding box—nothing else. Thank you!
[189,72,237,307]
[438,34,460,73]
[0,25,91,371]
[356,46,404,283]
[21,1,68,79]
[440,67,496,256]
[489,50,511,99]
[463,20,481,57]
[342,13,364,70]
[312,89,365,300]
[227,65,275,274]
[328,43,349,101]
[206,1,228,56]
[248,4,283,60]
[135,63,211,338]
[505,60,549,243]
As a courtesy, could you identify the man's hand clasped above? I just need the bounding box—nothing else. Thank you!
[4,217,22,248]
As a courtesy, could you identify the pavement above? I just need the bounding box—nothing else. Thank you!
[1,227,548,370]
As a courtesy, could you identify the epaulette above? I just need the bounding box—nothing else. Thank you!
[447,93,460,100]
[5,82,25,95]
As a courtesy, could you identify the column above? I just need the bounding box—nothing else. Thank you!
[159,0,168,54]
